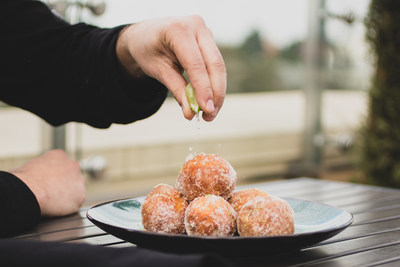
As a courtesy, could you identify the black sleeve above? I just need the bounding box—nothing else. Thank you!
[0,0,168,128]
[0,239,233,267]
[0,171,41,238]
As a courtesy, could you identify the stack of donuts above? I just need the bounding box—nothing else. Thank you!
[141,153,295,237]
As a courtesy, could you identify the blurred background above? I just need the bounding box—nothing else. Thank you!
[0,0,373,205]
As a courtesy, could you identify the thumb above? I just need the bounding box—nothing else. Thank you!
[158,69,195,120]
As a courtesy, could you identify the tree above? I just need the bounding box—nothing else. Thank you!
[360,0,400,187]
[240,29,264,55]
[238,30,283,92]
[219,29,284,93]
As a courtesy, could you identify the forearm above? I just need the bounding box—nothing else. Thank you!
[0,0,167,128]
[116,24,147,78]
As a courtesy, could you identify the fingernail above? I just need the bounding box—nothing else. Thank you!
[206,99,215,113]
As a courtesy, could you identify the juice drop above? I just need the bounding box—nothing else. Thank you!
[188,113,201,157]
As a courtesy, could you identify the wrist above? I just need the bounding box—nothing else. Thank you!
[116,24,146,78]
[10,170,47,216]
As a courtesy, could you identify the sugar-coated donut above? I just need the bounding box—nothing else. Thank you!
[185,195,237,237]
[237,195,295,236]
[141,184,188,234]
[228,188,269,214]
[176,153,237,201]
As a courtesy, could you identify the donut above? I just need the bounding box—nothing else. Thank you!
[237,195,295,236]
[176,153,237,201]
[228,188,269,214]
[184,195,237,237]
[141,184,188,234]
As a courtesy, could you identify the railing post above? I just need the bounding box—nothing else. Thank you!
[303,0,326,175]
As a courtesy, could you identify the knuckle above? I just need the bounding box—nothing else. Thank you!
[170,19,191,34]
[48,149,66,158]
[188,59,206,73]
[50,149,63,154]
[190,15,205,26]
[211,57,226,73]
[169,15,206,35]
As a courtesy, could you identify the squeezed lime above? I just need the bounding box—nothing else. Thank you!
[185,82,200,114]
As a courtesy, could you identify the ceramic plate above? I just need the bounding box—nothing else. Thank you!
[87,197,353,256]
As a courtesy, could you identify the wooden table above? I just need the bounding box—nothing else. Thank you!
[12,178,400,266]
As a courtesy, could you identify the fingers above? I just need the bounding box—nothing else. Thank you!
[170,19,213,113]
[122,16,226,121]
[196,25,227,121]
[159,66,196,120]
[167,16,226,121]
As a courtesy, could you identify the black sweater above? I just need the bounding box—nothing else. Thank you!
[0,1,228,266]
[0,0,167,236]
[0,0,167,129]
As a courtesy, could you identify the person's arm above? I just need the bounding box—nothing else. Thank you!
[9,150,86,218]
[0,0,227,237]
[1,0,227,126]
[0,150,85,237]
[0,171,40,237]
[0,0,168,128]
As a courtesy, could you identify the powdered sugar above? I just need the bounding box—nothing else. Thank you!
[141,154,295,238]
[184,195,237,237]
[229,188,269,214]
[176,153,237,201]
[237,195,295,236]
[141,184,187,234]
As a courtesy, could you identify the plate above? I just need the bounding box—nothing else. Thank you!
[87,196,353,256]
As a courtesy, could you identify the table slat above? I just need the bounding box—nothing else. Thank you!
[306,243,400,267]
[67,233,126,246]
[18,225,105,242]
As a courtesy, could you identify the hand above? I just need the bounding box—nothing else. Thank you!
[10,150,86,217]
[116,15,227,122]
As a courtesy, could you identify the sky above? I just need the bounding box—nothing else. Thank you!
[81,0,372,79]
[85,0,370,48]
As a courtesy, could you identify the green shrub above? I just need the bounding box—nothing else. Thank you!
[360,0,400,187]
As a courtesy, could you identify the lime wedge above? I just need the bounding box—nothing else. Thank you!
[185,82,200,113]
